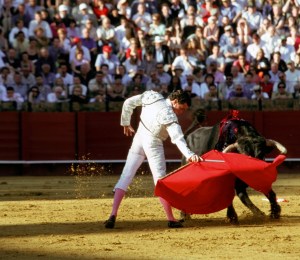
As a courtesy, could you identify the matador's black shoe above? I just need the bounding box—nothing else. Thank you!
[104,215,116,229]
[168,221,183,228]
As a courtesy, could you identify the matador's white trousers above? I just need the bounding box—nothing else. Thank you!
[114,125,166,191]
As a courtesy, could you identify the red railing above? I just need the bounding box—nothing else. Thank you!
[0,111,299,162]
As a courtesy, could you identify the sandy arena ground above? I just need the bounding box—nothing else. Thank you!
[0,168,300,260]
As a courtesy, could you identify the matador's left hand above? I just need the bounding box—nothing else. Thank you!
[188,154,204,163]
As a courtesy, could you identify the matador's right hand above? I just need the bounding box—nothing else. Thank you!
[123,125,135,136]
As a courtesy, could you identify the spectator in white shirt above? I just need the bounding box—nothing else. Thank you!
[9,19,29,46]
[278,61,300,93]
[132,3,152,33]
[28,11,52,39]
[47,86,68,103]
[241,3,263,33]
[1,86,24,110]
[275,35,296,62]
[55,63,73,88]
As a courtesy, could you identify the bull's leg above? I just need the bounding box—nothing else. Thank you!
[180,211,191,222]
[237,191,265,216]
[235,179,265,216]
[226,204,239,224]
[266,189,281,219]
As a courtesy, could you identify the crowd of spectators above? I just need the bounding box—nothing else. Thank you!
[1,0,300,111]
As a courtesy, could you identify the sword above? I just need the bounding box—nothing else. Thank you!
[202,159,225,163]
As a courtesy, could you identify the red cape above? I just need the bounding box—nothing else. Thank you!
[155,150,286,214]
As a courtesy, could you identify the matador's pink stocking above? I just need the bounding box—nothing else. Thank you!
[159,197,176,221]
[110,188,126,217]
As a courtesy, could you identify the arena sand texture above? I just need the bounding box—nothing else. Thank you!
[0,168,300,260]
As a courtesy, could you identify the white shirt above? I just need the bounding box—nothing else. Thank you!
[275,44,296,62]
[121,91,195,159]
[47,91,67,102]
[55,73,73,87]
[132,12,152,33]
[172,56,193,76]
[246,42,265,62]
[28,20,53,39]
[241,11,263,32]
[9,27,29,45]
[274,69,300,93]
[0,84,7,100]
[194,82,209,99]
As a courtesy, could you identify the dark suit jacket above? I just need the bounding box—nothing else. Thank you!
[150,45,173,65]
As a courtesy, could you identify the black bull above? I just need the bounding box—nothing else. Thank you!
[182,118,284,223]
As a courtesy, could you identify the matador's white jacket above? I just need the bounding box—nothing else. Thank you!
[121,90,195,159]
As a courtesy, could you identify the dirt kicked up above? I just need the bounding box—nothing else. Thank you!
[0,173,299,260]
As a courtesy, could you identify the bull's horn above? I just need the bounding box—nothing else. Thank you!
[266,139,287,155]
[222,143,238,153]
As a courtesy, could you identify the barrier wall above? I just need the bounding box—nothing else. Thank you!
[0,111,299,173]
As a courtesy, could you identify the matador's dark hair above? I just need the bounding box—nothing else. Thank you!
[168,90,192,107]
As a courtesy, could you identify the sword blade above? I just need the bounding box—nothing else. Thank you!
[202,159,225,163]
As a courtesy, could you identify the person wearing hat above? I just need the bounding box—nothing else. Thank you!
[77,2,98,29]
[53,4,73,29]
[95,45,120,75]
[71,0,93,22]
[172,65,186,86]
[69,36,91,64]
[251,85,269,100]
[149,36,172,65]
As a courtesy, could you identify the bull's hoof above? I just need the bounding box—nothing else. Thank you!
[227,207,239,225]
[227,216,239,225]
[270,204,281,219]
[180,211,191,223]
[252,209,266,217]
